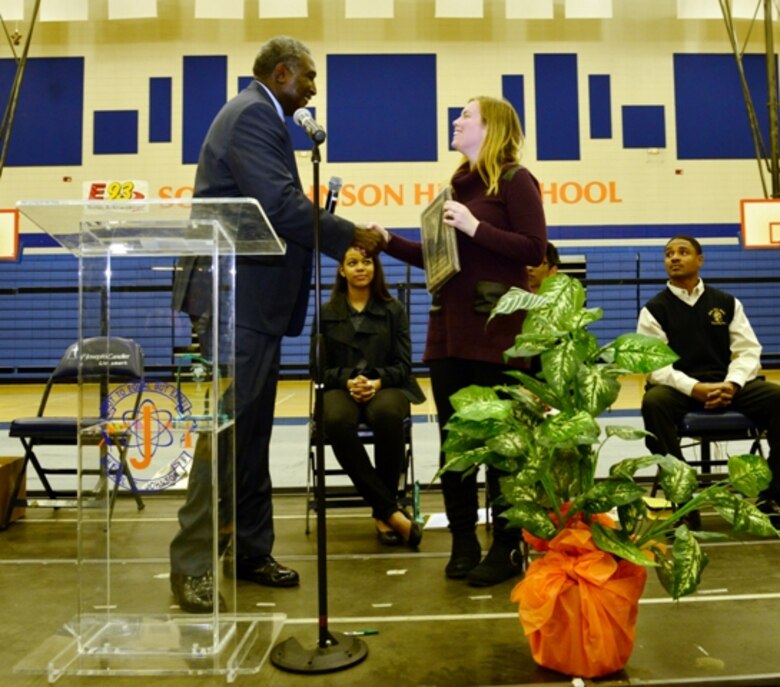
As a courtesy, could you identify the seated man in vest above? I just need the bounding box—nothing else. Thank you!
[638,235,780,524]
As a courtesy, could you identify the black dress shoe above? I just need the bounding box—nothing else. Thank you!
[376,525,402,546]
[170,571,226,614]
[236,556,300,588]
[445,532,482,579]
[466,541,525,587]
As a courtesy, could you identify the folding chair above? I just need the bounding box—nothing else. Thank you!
[304,403,416,535]
[3,336,146,529]
[651,409,765,497]
[678,409,765,474]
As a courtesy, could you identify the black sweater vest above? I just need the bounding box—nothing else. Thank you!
[645,286,734,382]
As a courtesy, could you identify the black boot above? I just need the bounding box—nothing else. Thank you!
[465,539,525,587]
[445,531,481,579]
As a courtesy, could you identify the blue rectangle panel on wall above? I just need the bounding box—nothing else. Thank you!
[535,54,580,161]
[327,54,437,162]
[94,111,138,154]
[183,56,227,164]
[622,105,665,148]
[674,53,775,159]
[0,57,83,166]
[149,77,172,143]
[589,75,612,139]
[502,75,526,133]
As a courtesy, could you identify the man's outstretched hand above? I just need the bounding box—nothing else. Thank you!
[353,224,387,257]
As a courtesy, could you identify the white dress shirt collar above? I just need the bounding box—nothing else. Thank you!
[256,81,285,122]
[667,278,704,305]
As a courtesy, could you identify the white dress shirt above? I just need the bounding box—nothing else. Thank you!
[636,279,762,396]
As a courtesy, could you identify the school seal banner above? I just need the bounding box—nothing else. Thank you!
[102,380,196,492]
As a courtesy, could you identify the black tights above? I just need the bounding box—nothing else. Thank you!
[321,387,410,521]
[429,357,520,546]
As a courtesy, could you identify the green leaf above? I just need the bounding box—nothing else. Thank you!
[657,455,699,503]
[575,364,621,416]
[501,501,558,539]
[549,448,584,503]
[591,521,657,567]
[708,489,780,537]
[502,369,563,409]
[608,333,679,374]
[439,446,495,474]
[500,472,545,502]
[449,384,499,411]
[495,385,548,418]
[487,287,549,324]
[610,454,667,479]
[654,525,709,599]
[540,411,601,449]
[582,478,647,513]
[441,430,483,454]
[452,399,513,424]
[537,274,587,326]
[503,332,561,359]
[605,425,654,442]
[486,428,533,458]
[540,340,582,398]
[617,498,648,536]
[573,307,604,329]
[727,453,772,498]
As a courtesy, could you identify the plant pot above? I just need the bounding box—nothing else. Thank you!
[511,524,647,679]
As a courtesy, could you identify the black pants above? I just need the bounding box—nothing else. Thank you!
[642,378,780,500]
[170,324,281,576]
[320,387,410,521]
[429,357,519,546]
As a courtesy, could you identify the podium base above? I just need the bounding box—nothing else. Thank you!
[14,613,285,683]
[270,631,368,674]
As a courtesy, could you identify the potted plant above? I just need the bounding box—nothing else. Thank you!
[440,274,779,679]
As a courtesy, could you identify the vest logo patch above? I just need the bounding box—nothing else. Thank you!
[709,307,728,325]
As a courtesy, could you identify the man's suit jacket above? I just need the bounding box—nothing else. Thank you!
[172,81,355,338]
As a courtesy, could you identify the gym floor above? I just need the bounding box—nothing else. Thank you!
[1,375,779,687]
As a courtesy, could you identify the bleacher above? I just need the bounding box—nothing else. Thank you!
[1,242,779,380]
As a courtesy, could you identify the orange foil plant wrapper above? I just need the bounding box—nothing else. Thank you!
[512,515,648,679]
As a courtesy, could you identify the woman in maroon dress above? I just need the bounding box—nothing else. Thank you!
[373,96,547,586]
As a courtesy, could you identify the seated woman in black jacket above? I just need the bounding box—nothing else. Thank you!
[320,247,425,547]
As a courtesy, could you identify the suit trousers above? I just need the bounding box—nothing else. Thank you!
[642,378,780,499]
[170,325,282,575]
[320,387,410,521]
[429,357,520,546]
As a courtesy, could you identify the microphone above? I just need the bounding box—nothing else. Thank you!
[293,107,326,144]
[325,176,343,214]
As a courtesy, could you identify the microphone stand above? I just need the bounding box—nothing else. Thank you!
[270,141,367,674]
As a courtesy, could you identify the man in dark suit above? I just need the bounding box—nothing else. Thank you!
[169,36,384,612]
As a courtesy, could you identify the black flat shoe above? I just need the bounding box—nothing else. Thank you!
[388,509,423,549]
[376,525,402,546]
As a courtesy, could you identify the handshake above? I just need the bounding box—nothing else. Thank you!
[352,223,390,257]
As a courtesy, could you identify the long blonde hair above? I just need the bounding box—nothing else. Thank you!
[460,96,523,196]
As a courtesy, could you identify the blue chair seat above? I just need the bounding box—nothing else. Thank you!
[679,410,760,437]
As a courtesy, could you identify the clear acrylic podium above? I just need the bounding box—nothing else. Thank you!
[14,198,286,682]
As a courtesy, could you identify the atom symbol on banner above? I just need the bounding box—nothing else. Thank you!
[122,399,175,457]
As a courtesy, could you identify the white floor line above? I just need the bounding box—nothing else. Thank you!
[282,591,780,625]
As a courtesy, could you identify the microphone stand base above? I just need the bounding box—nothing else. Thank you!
[270,632,368,674]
